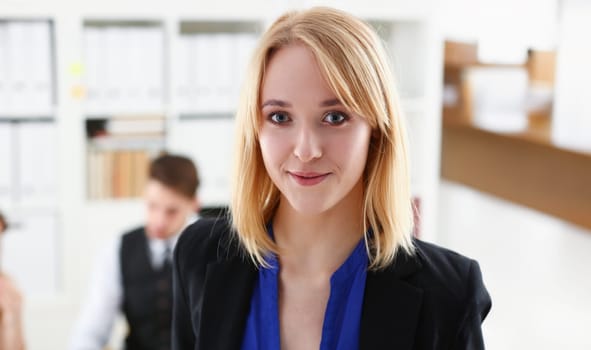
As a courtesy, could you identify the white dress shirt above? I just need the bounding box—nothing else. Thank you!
[69,216,197,350]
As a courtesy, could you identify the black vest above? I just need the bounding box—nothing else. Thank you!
[120,228,172,350]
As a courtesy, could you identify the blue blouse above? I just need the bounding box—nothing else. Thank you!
[241,231,369,350]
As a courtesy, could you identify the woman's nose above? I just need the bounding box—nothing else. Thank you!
[292,125,322,162]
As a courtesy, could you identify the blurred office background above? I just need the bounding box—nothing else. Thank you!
[0,0,589,349]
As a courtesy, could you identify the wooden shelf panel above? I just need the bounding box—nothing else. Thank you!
[441,114,591,230]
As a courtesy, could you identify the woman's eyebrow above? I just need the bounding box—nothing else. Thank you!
[261,98,342,108]
[319,98,342,107]
[261,99,292,108]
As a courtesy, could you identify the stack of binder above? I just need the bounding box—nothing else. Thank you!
[0,21,53,115]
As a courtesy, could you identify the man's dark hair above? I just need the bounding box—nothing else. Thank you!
[149,154,199,200]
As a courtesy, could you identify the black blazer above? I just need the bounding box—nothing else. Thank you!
[172,218,491,350]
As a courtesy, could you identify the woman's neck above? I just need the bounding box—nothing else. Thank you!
[272,188,366,278]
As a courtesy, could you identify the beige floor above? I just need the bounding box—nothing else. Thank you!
[436,180,591,350]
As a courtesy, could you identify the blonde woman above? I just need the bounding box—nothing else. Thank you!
[172,7,490,350]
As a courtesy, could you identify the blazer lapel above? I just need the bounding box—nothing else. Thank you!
[198,257,257,350]
[359,252,424,350]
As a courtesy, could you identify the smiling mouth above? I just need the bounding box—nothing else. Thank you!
[288,172,330,186]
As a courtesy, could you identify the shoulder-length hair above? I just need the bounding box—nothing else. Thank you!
[230,6,415,270]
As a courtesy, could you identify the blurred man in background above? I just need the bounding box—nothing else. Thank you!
[69,154,200,350]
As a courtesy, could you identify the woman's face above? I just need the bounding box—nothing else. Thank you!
[258,44,372,215]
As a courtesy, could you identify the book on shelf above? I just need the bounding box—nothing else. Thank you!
[86,116,166,150]
[16,121,58,202]
[83,24,165,113]
[0,123,13,203]
[0,121,57,205]
[86,116,164,199]
[175,31,258,113]
[87,149,153,199]
[0,20,53,115]
[107,116,166,135]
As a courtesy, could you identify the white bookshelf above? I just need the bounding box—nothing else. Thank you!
[0,17,59,287]
[0,1,443,348]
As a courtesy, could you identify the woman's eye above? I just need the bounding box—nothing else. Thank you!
[323,112,347,125]
[269,112,290,124]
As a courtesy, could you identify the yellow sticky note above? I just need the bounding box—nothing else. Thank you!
[70,62,84,76]
[71,85,86,99]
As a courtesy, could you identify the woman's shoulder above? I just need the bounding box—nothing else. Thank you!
[410,239,491,312]
[370,241,490,347]
[413,239,477,277]
[174,216,241,267]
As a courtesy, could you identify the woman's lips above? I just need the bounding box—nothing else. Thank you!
[288,171,330,186]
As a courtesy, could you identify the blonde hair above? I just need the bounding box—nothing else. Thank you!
[231,6,415,270]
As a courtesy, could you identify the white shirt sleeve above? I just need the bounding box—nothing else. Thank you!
[69,237,123,350]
